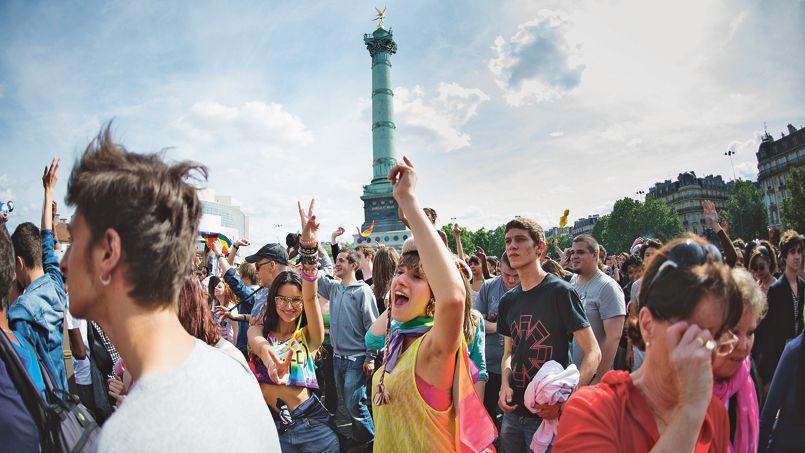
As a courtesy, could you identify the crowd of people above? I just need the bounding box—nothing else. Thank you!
[0,125,803,452]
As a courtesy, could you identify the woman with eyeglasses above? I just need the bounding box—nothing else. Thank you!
[712,268,767,453]
[248,200,339,452]
[553,236,744,452]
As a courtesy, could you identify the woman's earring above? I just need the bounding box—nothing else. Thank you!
[100,274,111,286]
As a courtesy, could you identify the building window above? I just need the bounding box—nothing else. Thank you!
[394,236,399,241]
[384,236,389,241]
[403,235,408,240]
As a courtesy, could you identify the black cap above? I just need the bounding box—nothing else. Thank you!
[245,243,289,266]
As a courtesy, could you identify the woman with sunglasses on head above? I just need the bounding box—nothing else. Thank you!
[368,156,496,452]
[248,200,339,452]
[553,236,744,452]
[711,268,767,453]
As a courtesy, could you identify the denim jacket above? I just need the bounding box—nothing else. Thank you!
[8,229,68,389]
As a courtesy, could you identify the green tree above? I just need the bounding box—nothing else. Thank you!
[724,180,768,241]
[781,167,805,232]
[597,197,683,252]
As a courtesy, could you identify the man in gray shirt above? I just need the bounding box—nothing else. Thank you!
[318,249,378,446]
[569,235,626,384]
[473,253,520,422]
[60,131,279,452]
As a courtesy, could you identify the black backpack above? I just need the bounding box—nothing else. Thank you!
[0,332,99,452]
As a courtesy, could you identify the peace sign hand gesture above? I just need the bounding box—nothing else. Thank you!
[264,346,293,385]
[298,199,319,244]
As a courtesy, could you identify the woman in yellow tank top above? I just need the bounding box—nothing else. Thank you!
[369,156,496,452]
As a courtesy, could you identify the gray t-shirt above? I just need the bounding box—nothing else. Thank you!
[570,269,626,365]
[473,276,511,374]
[317,276,379,362]
[96,339,279,452]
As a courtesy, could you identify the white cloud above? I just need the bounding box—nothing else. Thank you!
[170,101,313,150]
[549,131,564,137]
[728,10,750,41]
[489,10,585,106]
[394,82,490,152]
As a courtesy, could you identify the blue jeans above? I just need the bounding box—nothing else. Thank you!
[500,412,542,453]
[334,356,375,443]
[275,395,340,453]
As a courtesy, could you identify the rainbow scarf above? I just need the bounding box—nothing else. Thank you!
[201,231,232,255]
[382,317,497,452]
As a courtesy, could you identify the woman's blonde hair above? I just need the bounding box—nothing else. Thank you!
[730,267,767,323]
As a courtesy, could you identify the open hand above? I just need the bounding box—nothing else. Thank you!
[42,157,60,192]
[701,200,720,230]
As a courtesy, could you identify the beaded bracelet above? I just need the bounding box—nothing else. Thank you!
[300,269,318,282]
[299,238,317,247]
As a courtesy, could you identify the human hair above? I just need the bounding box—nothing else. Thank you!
[467,255,481,266]
[730,267,767,324]
[628,236,743,350]
[541,258,569,279]
[747,240,778,274]
[261,271,306,334]
[487,256,499,270]
[372,246,400,302]
[356,244,375,260]
[238,262,257,285]
[621,255,644,275]
[639,239,663,260]
[504,217,545,245]
[572,234,599,255]
[65,124,207,306]
[206,276,236,308]
[0,226,14,308]
[500,252,511,269]
[598,244,607,260]
[339,249,362,269]
[11,222,42,269]
[779,229,803,261]
[423,207,437,224]
[177,275,221,346]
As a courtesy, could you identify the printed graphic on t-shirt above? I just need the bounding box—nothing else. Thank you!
[510,315,553,388]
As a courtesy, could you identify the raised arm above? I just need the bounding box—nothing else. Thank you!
[476,246,491,279]
[452,224,465,261]
[298,200,324,349]
[41,158,63,286]
[390,157,465,361]
[227,239,249,266]
[702,200,737,267]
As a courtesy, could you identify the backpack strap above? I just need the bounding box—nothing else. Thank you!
[0,332,49,438]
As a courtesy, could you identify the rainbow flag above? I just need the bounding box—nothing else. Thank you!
[357,220,375,238]
[200,231,232,255]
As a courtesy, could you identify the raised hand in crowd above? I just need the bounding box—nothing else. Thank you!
[331,226,345,244]
[702,199,721,233]
[42,157,60,231]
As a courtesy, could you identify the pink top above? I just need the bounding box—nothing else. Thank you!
[415,374,451,411]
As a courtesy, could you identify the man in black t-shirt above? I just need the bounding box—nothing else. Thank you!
[497,217,601,453]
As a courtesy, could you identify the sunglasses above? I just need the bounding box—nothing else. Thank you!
[255,260,272,271]
[647,240,722,292]
[275,295,303,309]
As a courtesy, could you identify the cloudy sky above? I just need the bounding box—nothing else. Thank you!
[1,0,803,250]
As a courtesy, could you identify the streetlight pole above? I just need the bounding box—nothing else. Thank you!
[724,149,737,181]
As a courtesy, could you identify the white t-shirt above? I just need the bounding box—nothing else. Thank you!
[64,308,91,385]
[96,339,279,452]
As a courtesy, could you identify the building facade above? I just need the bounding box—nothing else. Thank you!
[546,226,571,239]
[756,123,805,228]
[200,195,249,241]
[647,172,731,235]
[571,215,598,238]
[355,23,410,248]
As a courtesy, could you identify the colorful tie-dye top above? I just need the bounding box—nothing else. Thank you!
[250,328,318,389]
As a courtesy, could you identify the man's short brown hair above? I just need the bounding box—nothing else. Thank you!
[572,234,599,255]
[504,217,545,245]
[66,125,207,306]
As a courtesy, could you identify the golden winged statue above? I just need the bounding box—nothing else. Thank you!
[372,6,387,29]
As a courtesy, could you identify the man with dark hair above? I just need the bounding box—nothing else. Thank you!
[7,158,68,389]
[318,249,378,447]
[497,217,601,453]
[754,229,803,390]
[355,244,375,285]
[62,127,278,451]
[0,217,42,452]
[474,252,520,423]
[569,235,625,384]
